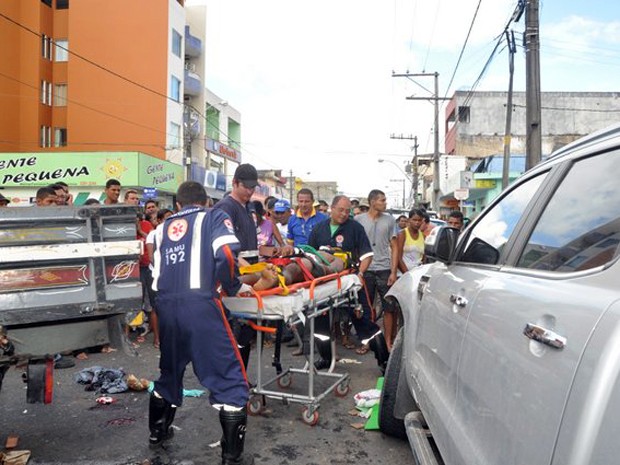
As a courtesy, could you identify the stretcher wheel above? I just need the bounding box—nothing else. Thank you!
[334,381,350,397]
[247,397,264,416]
[301,407,319,426]
[277,373,292,389]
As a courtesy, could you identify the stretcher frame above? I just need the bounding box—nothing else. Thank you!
[226,271,361,426]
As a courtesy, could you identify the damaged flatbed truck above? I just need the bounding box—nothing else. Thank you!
[0,205,143,403]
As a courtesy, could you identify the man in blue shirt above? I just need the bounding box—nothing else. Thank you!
[151,181,254,465]
[287,188,327,246]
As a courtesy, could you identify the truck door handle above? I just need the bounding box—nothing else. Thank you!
[449,294,468,307]
[524,323,566,349]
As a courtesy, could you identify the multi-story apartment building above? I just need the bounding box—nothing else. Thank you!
[0,0,210,206]
[201,88,242,201]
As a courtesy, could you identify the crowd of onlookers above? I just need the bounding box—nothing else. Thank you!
[0,174,466,367]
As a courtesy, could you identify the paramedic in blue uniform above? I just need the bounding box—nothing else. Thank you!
[308,194,390,372]
[214,163,260,371]
[150,181,254,465]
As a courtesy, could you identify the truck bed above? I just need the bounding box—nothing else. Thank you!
[0,205,143,356]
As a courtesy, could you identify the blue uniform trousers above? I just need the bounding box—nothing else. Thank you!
[154,293,249,408]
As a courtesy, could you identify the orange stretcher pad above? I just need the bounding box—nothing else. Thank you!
[221,270,362,322]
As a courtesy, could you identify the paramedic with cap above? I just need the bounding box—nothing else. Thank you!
[150,181,254,465]
[214,163,260,372]
[214,164,260,264]
[0,193,10,207]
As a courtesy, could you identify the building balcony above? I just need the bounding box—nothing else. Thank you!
[185,26,202,58]
[184,70,201,97]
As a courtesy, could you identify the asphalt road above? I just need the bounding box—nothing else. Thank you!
[1,331,413,465]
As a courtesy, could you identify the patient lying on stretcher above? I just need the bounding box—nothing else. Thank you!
[240,250,346,291]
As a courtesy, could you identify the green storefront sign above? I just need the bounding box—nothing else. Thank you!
[0,152,183,193]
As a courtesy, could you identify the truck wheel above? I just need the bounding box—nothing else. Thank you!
[379,329,407,439]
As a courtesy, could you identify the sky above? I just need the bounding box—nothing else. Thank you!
[191,0,620,203]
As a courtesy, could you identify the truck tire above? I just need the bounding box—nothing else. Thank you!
[379,329,407,439]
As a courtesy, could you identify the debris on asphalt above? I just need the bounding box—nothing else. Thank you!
[4,435,18,449]
[95,396,116,405]
[74,366,127,394]
[353,389,381,408]
[338,358,362,365]
[0,450,31,465]
[126,374,150,391]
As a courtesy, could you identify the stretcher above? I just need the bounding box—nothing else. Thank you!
[222,270,362,426]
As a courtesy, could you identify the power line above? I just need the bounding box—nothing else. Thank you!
[443,0,484,99]
[0,71,181,143]
[435,1,525,151]
[422,0,441,72]
[0,12,178,106]
[0,11,247,159]
[512,103,620,113]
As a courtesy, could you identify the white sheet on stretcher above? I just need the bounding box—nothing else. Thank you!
[222,274,362,321]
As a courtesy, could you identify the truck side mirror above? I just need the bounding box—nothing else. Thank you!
[425,226,459,263]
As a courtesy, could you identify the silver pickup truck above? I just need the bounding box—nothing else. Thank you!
[380,124,620,465]
[0,205,142,403]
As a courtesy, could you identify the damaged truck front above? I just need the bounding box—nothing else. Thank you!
[0,205,142,403]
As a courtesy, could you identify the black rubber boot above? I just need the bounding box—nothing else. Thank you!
[238,345,251,371]
[220,408,254,465]
[313,338,332,370]
[368,332,389,374]
[312,314,332,370]
[148,393,176,448]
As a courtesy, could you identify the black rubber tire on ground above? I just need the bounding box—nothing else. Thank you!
[379,328,407,439]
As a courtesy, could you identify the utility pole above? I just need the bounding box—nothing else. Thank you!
[390,179,406,209]
[390,133,417,206]
[503,30,516,190]
[395,72,450,211]
[432,73,440,210]
[412,136,419,206]
[289,169,294,204]
[183,105,193,182]
[525,0,542,170]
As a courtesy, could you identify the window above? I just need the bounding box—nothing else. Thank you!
[458,173,548,265]
[458,106,470,123]
[54,39,69,62]
[41,34,52,60]
[170,75,181,102]
[172,29,182,58]
[40,126,51,147]
[53,84,67,106]
[56,0,69,8]
[41,81,52,105]
[169,122,181,149]
[517,150,620,272]
[54,128,67,147]
[41,0,52,7]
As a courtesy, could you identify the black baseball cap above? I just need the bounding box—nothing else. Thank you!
[234,163,258,189]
